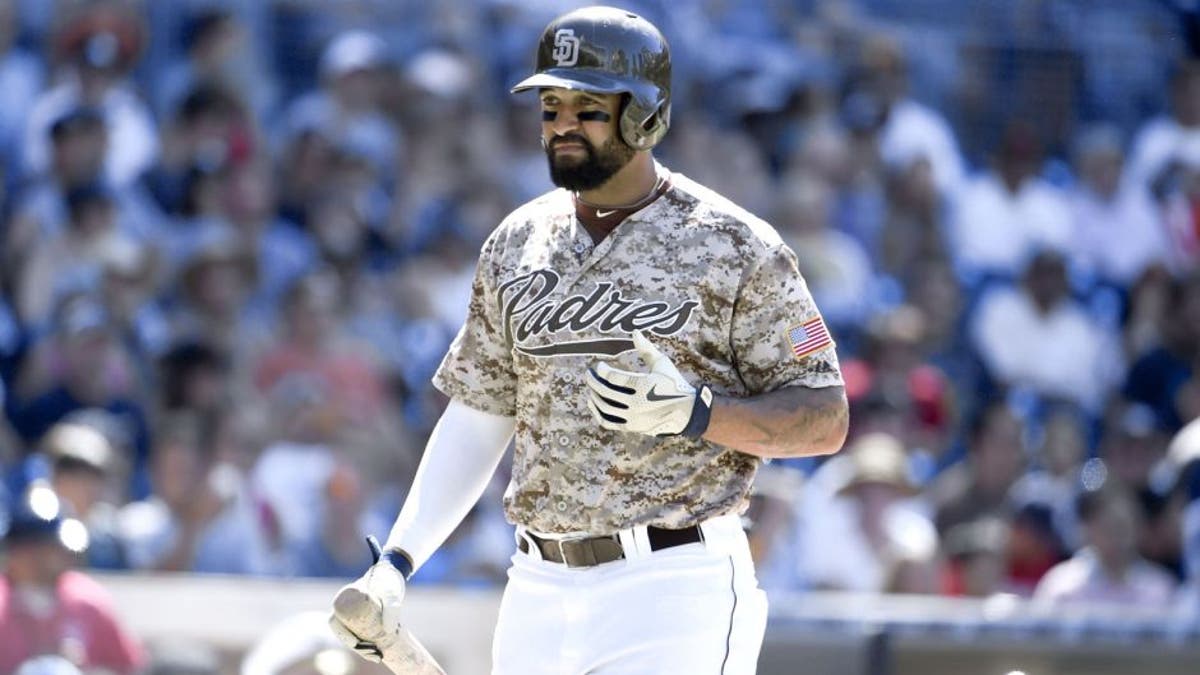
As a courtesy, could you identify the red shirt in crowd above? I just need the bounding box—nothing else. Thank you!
[0,571,145,674]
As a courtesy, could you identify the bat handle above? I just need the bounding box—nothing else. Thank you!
[366,535,383,563]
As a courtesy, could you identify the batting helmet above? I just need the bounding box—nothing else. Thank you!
[511,6,671,151]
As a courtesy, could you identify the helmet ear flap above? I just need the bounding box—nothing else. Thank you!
[619,97,670,151]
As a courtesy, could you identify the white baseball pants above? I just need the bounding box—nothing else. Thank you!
[491,513,768,674]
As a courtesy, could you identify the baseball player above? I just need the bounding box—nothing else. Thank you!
[329,6,848,674]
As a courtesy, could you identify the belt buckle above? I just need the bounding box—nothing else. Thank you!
[556,536,588,567]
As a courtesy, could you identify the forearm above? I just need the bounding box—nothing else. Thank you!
[154,521,204,572]
[703,385,848,458]
[384,399,515,572]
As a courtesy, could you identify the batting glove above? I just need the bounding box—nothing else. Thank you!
[329,536,412,663]
[586,330,714,438]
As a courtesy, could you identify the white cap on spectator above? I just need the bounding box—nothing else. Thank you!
[15,656,83,675]
[405,49,473,99]
[42,422,114,475]
[1168,417,1200,468]
[320,30,388,80]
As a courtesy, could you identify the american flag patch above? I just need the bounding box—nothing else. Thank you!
[787,316,833,359]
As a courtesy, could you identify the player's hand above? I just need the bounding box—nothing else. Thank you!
[586,330,714,438]
[328,536,408,664]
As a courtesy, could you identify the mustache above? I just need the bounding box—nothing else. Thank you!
[550,134,592,149]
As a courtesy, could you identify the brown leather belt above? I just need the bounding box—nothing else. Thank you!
[517,525,704,568]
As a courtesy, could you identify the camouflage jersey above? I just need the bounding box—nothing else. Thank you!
[432,167,844,534]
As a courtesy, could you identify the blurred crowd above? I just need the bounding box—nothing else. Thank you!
[2,0,1200,671]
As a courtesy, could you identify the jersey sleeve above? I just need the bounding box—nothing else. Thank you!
[432,233,518,416]
[729,243,844,393]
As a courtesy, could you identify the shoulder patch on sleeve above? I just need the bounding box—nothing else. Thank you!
[786,315,833,360]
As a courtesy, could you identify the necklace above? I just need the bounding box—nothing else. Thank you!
[574,173,667,212]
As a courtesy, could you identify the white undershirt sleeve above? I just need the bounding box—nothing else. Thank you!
[384,398,516,572]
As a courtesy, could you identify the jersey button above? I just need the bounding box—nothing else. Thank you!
[556,501,568,512]
[558,435,570,446]
[573,242,587,254]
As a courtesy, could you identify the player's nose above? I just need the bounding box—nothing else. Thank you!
[550,107,582,134]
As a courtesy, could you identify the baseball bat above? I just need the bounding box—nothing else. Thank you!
[331,538,448,674]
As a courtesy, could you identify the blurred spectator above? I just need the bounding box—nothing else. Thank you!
[1126,59,1200,196]
[1158,147,1200,271]
[0,0,44,168]
[1139,483,1187,583]
[168,234,267,369]
[774,170,873,331]
[6,293,151,496]
[97,236,169,370]
[1034,484,1177,607]
[0,481,145,673]
[43,420,126,569]
[153,7,276,124]
[16,181,140,327]
[391,47,485,232]
[902,259,983,401]
[156,159,228,264]
[854,33,965,199]
[1122,264,1176,361]
[1009,404,1090,549]
[826,94,889,258]
[276,128,335,228]
[931,401,1027,534]
[879,155,950,281]
[941,516,1011,597]
[744,463,807,594]
[306,191,394,298]
[1102,403,1171,494]
[385,243,472,428]
[1099,403,1183,578]
[1144,65,1200,269]
[142,83,254,226]
[969,249,1117,412]
[222,158,319,311]
[254,271,393,427]
[7,102,163,263]
[798,432,940,593]
[250,374,372,577]
[1122,272,1200,432]
[156,340,230,419]
[1068,125,1170,287]
[949,122,1072,279]
[4,106,106,283]
[666,113,774,220]
[491,96,554,205]
[282,30,400,181]
[840,304,956,469]
[1006,501,1070,595]
[118,412,279,575]
[22,4,157,187]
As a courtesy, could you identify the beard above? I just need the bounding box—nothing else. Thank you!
[545,133,635,191]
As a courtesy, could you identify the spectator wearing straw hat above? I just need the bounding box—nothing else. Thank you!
[798,431,940,593]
